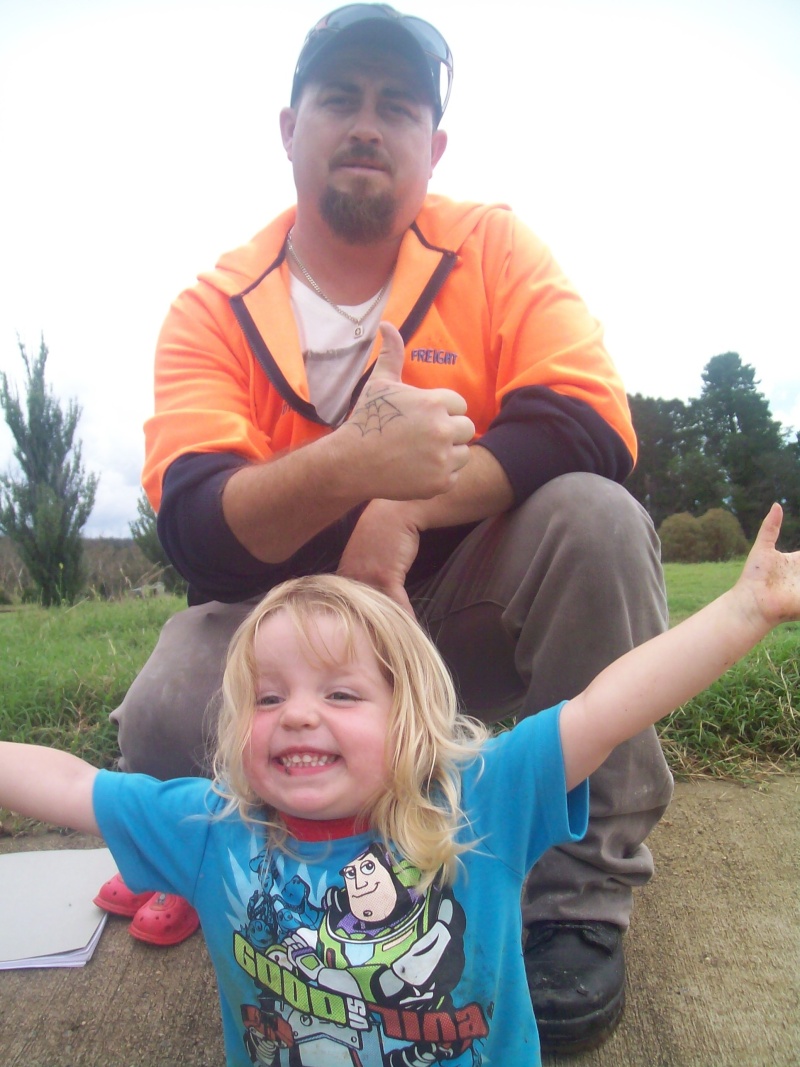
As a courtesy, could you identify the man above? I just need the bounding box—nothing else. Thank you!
[112,4,673,1054]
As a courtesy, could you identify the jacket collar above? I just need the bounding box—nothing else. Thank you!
[225,208,464,412]
[217,196,497,416]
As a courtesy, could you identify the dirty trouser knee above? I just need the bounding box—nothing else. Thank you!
[110,597,260,778]
[412,472,674,929]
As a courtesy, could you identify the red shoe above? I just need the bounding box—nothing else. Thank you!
[129,893,200,946]
[94,873,156,917]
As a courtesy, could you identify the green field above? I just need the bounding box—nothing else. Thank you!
[0,595,185,768]
[660,560,799,776]
[662,559,745,623]
[1,567,798,781]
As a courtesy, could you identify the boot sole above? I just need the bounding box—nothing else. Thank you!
[538,981,625,1055]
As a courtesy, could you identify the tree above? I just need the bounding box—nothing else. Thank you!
[626,394,727,527]
[0,337,98,605]
[629,354,800,543]
[777,431,800,550]
[129,490,187,594]
[625,394,687,522]
[666,448,728,518]
[693,353,788,537]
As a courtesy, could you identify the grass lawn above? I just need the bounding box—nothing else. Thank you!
[662,559,745,624]
[659,559,799,777]
[0,567,798,783]
[0,595,185,768]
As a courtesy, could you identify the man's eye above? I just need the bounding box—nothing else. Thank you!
[381,99,418,120]
[324,94,354,108]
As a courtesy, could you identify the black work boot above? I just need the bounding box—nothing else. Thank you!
[524,920,625,1054]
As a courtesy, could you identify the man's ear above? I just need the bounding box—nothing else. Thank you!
[279,107,297,160]
[430,128,448,176]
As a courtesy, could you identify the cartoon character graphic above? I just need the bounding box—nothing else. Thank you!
[241,1000,294,1065]
[275,874,324,938]
[311,844,466,1011]
[234,843,488,1065]
[240,851,325,950]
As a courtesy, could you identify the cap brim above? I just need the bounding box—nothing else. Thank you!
[292,19,439,117]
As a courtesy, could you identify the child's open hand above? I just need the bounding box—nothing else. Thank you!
[736,503,800,628]
[561,501,800,791]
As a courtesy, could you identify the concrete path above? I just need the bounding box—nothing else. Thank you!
[1,776,797,1067]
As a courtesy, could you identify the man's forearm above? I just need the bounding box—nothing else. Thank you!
[406,444,514,531]
[221,433,366,563]
[222,326,476,563]
[221,441,504,565]
[335,445,515,612]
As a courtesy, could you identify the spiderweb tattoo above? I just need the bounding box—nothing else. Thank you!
[348,387,404,436]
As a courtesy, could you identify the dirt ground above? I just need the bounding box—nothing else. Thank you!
[0,775,797,1067]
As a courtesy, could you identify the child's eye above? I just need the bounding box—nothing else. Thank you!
[329,690,360,704]
[256,694,281,707]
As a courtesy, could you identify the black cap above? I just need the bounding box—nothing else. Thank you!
[290,5,453,124]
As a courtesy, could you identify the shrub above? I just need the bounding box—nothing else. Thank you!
[659,512,707,563]
[697,508,749,561]
[659,507,750,563]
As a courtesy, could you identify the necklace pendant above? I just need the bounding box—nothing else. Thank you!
[354,325,363,338]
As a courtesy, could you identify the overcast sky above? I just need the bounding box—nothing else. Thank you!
[1,0,798,537]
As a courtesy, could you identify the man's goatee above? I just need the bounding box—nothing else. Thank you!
[320,186,396,244]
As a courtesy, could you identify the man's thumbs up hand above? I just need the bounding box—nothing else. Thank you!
[341,322,474,501]
[369,321,407,383]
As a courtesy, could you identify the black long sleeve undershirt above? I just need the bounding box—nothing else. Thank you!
[158,386,633,605]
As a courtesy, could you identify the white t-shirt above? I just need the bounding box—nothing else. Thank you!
[289,273,391,425]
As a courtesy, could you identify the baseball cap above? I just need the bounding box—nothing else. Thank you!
[290,4,454,124]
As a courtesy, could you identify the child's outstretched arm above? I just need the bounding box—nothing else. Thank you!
[0,743,100,837]
[560,504,800,791]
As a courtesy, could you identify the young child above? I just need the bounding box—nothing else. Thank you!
[1,504,798,1067]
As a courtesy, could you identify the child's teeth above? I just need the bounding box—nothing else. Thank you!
[282,754,335,767]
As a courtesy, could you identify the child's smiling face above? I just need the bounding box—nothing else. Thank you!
[243,609,393,821]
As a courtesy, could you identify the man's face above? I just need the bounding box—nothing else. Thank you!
[280,46,447,243]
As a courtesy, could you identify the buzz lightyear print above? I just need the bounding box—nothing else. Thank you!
[232,842,489,1066]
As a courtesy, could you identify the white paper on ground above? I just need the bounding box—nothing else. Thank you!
[0,847,119,968]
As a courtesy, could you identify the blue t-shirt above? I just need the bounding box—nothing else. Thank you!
[94,703,588,1066]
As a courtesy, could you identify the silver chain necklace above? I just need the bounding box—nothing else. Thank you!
[285,229,392,339]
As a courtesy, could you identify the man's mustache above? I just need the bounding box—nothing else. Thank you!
[329,144,393,173]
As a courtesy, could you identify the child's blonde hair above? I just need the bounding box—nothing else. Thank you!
[212,574,489,887]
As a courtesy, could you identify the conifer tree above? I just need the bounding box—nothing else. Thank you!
[129,490,186,593]
[0,337,98,605]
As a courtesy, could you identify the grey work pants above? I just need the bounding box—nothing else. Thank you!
[111,472,673,928]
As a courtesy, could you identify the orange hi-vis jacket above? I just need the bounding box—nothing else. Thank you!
[145,196,636,603]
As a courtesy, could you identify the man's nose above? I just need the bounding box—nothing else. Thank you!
[348,104,383,142]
